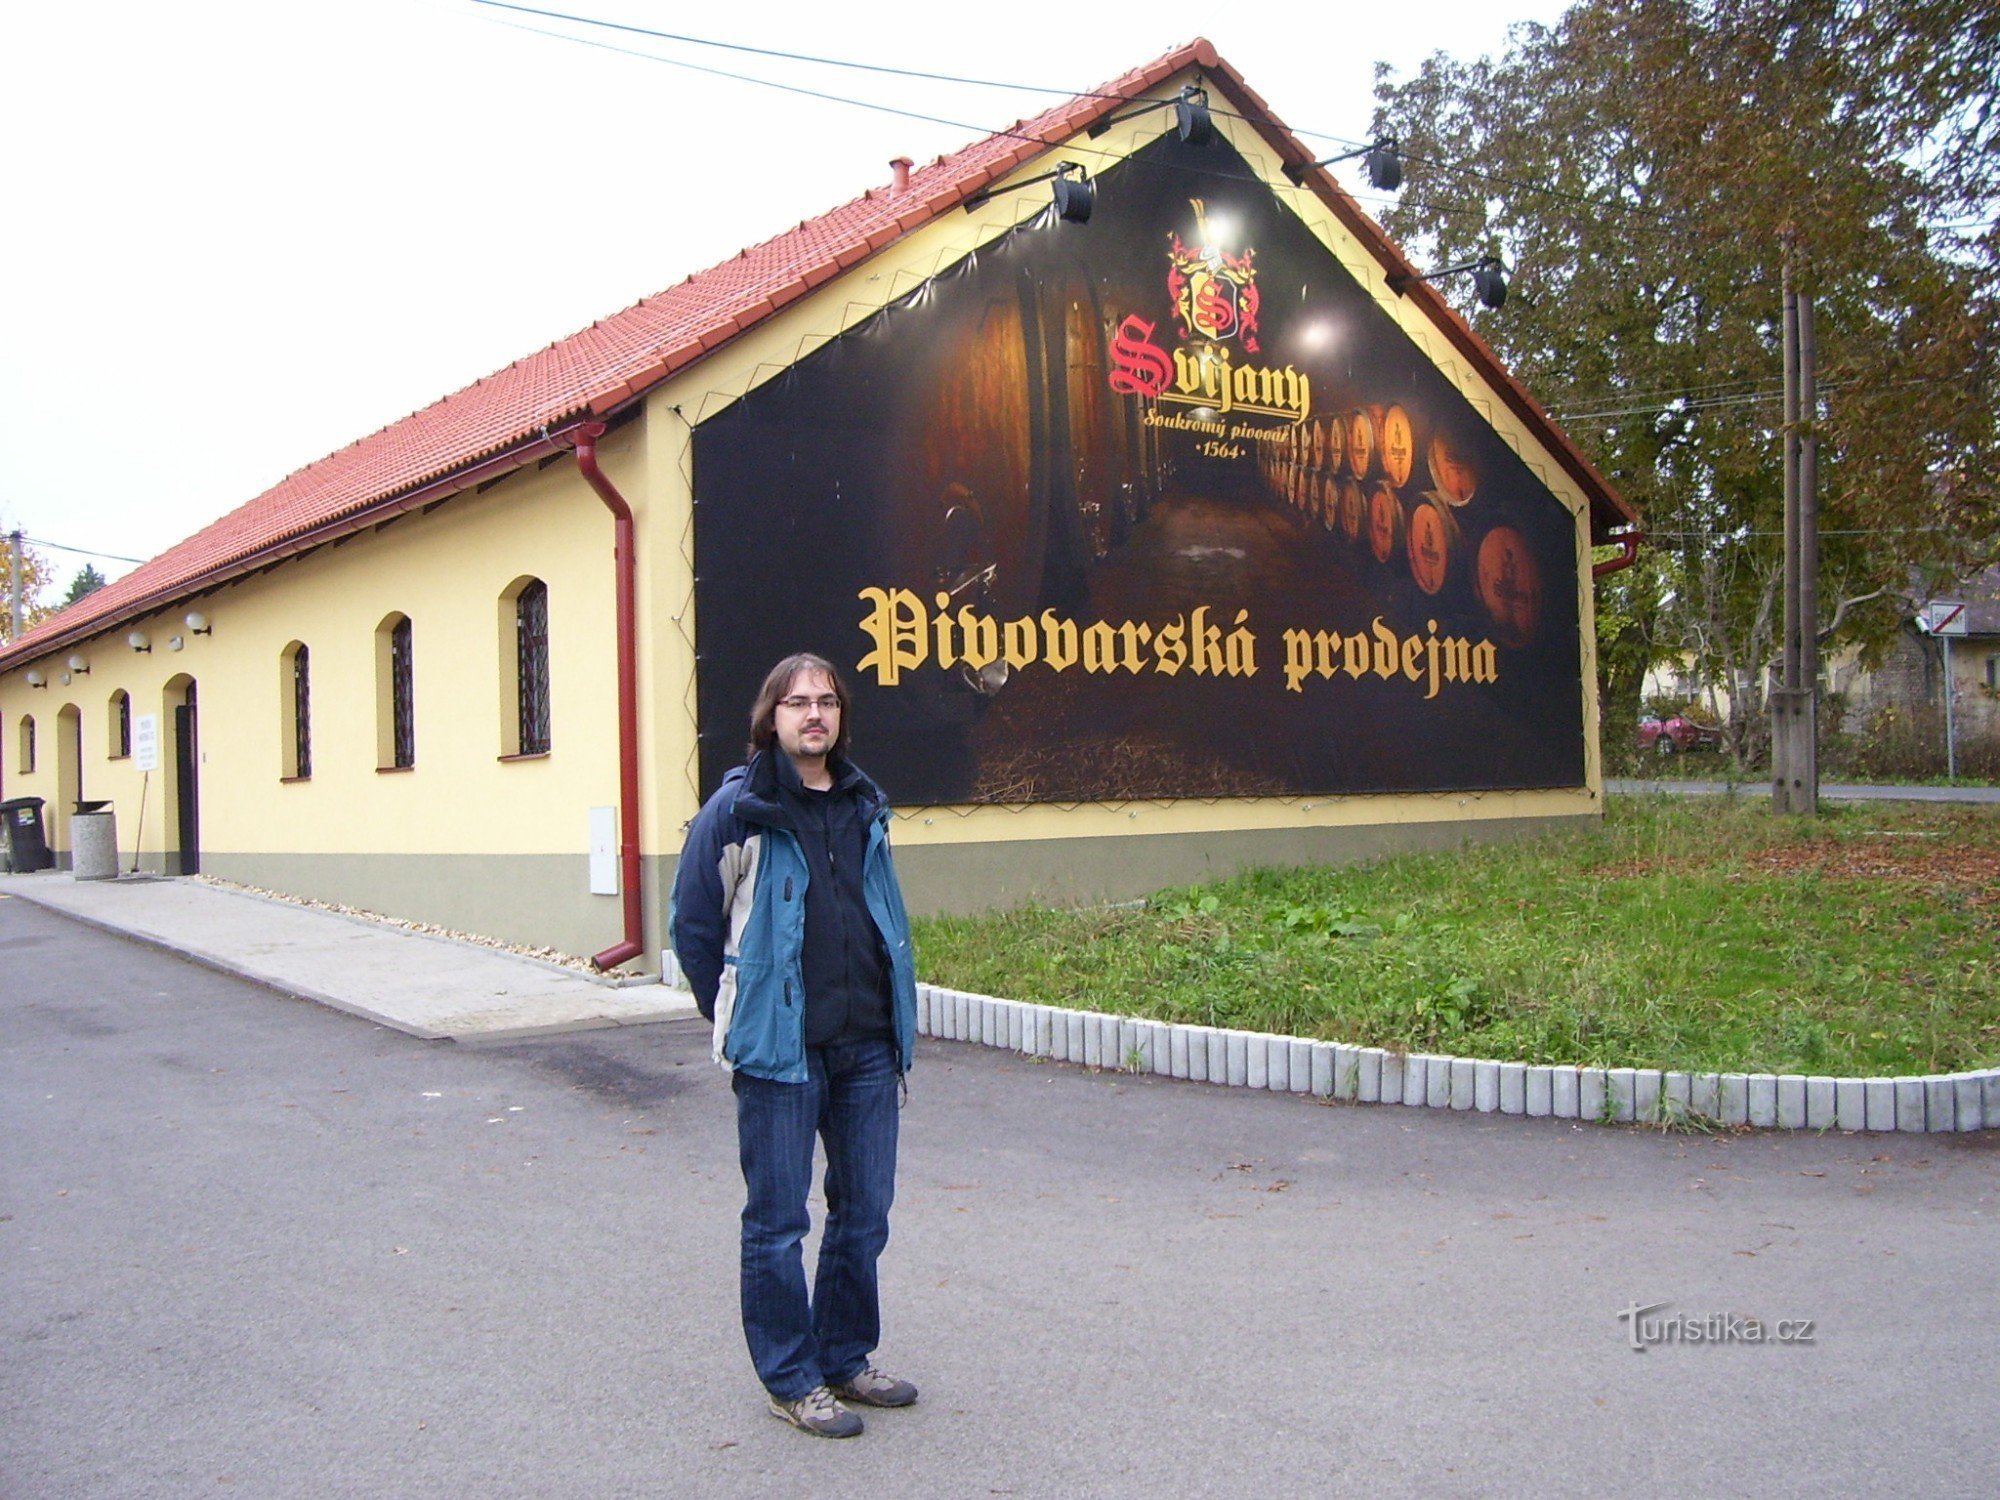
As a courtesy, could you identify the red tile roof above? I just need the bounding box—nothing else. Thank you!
[1,38,1633,670]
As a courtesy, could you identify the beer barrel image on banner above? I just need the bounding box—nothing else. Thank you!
[1427,429,1478,507]
[1476,524,1544,647]
[1289,461,1312,514]
[1405,491,1465,596]
[1367,481,1407,565]
[1345,407,1377,479]
[1317,470,1340,531]
[1322,412,1347,479]
[1338,477,1366,543]
[1379,404,1415,488]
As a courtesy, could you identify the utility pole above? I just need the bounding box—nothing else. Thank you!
[1772,241,1820,816]
[7,528,22,640]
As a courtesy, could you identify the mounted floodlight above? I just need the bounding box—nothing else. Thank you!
[1087,85,1213,145]
[1284,136,1403,192]
[1389,254,1509,310]
[965,161,1095,224]
[185,610,212,635]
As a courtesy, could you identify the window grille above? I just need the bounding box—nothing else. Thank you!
[516,580,550,755]
[293,644,312,779]
[115,692,131,758]
[391,617,415,768]
[20,715,34,774]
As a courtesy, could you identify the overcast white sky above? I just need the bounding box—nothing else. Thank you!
[1,0,1568,594]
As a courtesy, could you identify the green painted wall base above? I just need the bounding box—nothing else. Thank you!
[190,813,1592,974]
[198,851,673,974]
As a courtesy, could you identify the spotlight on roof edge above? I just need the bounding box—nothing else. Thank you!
[1087,85,1214,146]
[1284,136,1403,193]
[964,161,1096,224]
[1388,254,1509,310]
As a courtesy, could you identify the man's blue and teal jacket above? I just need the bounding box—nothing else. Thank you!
[669,749,917,1083]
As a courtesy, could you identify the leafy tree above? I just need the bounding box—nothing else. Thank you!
[62,563,107,607]
[0,530,55,645]
[1373,0,2000,764]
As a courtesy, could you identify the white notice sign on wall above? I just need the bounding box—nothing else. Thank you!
[133,713,160,773]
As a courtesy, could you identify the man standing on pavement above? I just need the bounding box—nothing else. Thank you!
[670,652,921,1439]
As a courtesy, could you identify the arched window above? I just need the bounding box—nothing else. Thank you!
[280,641,311,780]
[375,613,415,769]
[501,578,550,757]
[17,713,35,775]
[109,690,132,759]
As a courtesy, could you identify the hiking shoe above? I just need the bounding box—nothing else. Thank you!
[830,1365,919,1408]
[767,1385,864,1439]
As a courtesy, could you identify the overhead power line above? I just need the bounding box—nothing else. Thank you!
[466,1,1682,237]
[468,0,1116,101]
[21,535,145,564]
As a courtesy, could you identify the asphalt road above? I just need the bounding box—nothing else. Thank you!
[5,896,1997,1498]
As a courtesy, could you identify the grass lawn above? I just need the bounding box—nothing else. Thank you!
[912,795,2000,1077]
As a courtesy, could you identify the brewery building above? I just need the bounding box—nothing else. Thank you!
[0,39,1640,970]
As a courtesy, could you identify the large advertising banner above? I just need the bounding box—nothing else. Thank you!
[692,131,1585,805]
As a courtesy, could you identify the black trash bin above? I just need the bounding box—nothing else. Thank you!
[1,796,55,872]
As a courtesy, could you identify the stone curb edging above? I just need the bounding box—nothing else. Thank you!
[913,983,1999,1134]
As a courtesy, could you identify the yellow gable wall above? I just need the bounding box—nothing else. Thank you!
[639,70,1604,860]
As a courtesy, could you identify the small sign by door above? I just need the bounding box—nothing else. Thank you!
[133,713,161,772]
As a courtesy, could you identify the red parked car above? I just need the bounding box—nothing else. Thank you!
[1637,714,1724,754]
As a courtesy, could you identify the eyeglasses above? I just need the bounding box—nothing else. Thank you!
[777,694,841,714]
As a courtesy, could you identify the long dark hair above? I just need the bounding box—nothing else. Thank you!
[747,652,852,760]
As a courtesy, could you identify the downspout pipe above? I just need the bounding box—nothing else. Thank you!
[569,422,646,972]
[1592,531,1643,579]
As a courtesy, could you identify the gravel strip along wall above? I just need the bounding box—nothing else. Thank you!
[914,983,1998,1133]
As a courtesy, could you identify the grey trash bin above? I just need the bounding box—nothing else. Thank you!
[71,799,118,881]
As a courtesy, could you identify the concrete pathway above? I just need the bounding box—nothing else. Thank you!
[0,871,694,1041]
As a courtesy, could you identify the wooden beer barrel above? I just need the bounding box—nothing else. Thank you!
[1338,478,1366,543]
[1426,429,1478,506]
[1323,413,1347,478]
[1475,524,1543,647]
[1317,471,1340,531]
[1345,408,1377,479]
[1405,492,1464,596]
[1367,481,1406,564]
[1380,405,1415,488]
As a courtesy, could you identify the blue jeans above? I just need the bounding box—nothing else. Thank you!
[732,1037,901,1401]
